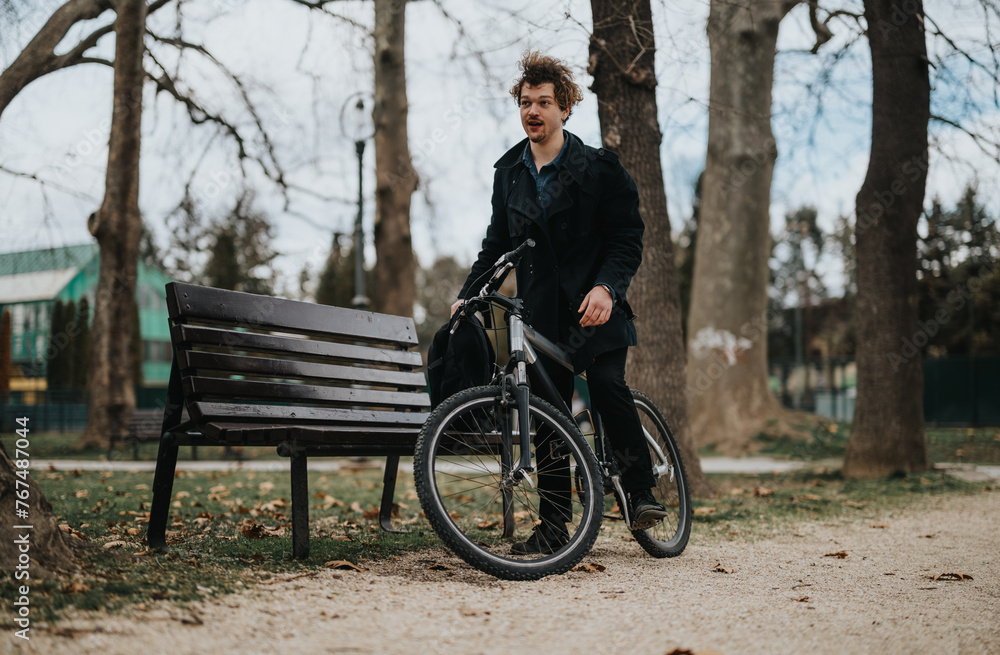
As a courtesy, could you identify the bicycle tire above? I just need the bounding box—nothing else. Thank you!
[629,390,692,558]
[414,385,603,580]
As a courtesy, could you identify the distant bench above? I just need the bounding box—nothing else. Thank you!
[146,282,430,558]
[110,409,194,461]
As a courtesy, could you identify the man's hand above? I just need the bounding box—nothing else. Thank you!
[450,300,463,317]
[578,286,613,327]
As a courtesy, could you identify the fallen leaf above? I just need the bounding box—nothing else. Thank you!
[693,507,717,516]
[753,487,773,497]
[710,563,735,574]
[572,562,607,573]
[239,519,268,539]
[350,501,364,513]
[428,563,453,571]
[931,572,973,581]
[730,488,746,495]
[824,551,848,559]
[176,491,191,499]
[103,540,128,549]
[64,582,90,594]
[870,523,889,529]
[325,560,365,572]
[791,596,810,602]
[258,481,275,494]
[843,500,865,508]
[362,506,380,520]
[75,489,89,498]
[803,494,823,501]
[330,535,353,542]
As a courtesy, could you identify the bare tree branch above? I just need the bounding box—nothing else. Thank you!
[0,0,174,118]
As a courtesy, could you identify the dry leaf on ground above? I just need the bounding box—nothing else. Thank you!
[693,507,717,516]
[710,563,735,574]
[791,596,810,602]
[428,563,453,571]
[325,560,365,571]
[931,572,973,581]
[870,523,890,529]
[239,519,268,539]
[572,562,607,573]
[824,551,849,559]
[754,487,774,497]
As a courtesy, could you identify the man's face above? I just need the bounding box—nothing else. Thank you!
[519,82,569,145]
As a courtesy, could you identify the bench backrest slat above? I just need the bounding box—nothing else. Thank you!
[182,377,430,409]
[168,282,418,345]
[178,351,427,389]
[172,324,422,368]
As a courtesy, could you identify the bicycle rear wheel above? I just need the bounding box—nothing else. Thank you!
[629,390,692,557]
[414,385,603,580]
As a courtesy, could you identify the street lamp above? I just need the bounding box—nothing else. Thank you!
[340,94,375,310]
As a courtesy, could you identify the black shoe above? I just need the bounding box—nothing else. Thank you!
[510,521,570,555]
[629,489,668,530]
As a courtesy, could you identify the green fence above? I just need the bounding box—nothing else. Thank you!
[924,357,1000,426]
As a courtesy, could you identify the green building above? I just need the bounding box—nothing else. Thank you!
[0,243,173,393]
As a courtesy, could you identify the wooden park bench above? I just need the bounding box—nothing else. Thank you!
[146,282,430,558]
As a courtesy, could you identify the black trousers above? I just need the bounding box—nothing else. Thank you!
[529,347,656,523]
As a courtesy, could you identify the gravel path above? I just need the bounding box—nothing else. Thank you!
[9,490,999,655]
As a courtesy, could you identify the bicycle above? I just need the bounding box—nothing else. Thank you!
[413,239,692,580]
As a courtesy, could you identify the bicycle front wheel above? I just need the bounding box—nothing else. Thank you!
[414,385,603,580]
[630,390,692,558]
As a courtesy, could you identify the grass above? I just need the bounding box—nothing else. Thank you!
[752,422,1000,465]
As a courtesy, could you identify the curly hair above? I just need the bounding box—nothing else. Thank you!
[509,51,584,123]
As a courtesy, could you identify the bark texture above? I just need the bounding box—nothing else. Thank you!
[372,0,418,318]
[686,0,800,454]
[843,0,930,478]
[589,0,710,496]
[0,436,78,577]
[80,0,147,448]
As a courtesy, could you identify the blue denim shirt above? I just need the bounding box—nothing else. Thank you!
[522,137,569,223]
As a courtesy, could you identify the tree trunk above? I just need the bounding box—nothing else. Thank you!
[589,0,710,497]
[0,435,78,579]
[79,0,146,448]
[843,0,930,478]
[686,0,801,454]
[372,0,418,318]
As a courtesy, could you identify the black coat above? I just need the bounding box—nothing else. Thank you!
[459,131,645,374]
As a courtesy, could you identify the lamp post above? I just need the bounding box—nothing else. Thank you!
[341,94,374,310]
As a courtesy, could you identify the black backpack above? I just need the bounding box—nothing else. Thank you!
[427,312,496,410]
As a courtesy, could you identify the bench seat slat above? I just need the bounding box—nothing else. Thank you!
[167,282,418,345]
[179,351,427,389]
[172,324,423,368]
[183,377,430,409]
[189,401,428,427]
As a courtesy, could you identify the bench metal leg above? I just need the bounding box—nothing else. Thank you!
[378,455,406,534]
[290,447,310,559]
[147,434,179,552]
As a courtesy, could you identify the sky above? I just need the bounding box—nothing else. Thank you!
[1,0,998,299]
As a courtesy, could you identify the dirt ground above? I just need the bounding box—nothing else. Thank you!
[7,489,1000,655]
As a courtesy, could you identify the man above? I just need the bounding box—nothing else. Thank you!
[453,51,667,555]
